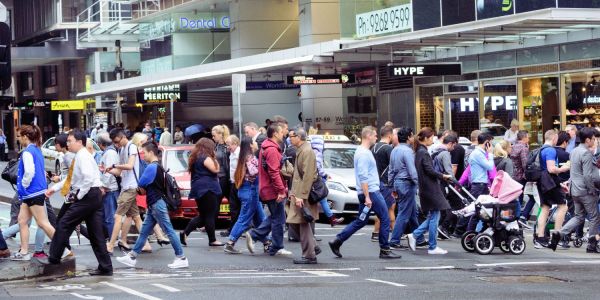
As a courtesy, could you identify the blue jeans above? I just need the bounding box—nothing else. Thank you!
[337,191,390,249]
[229,181,265,242]
[132,199,184,257]
[412,210,441,250]
[390,179,421,245]
[250,199,286,255]
[319,198,333,218]
[103,191,119,239]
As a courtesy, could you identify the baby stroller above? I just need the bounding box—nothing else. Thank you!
[453,171,526,255]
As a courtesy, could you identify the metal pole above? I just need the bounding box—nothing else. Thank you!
[170,94,175,143]
[237,91,242,137]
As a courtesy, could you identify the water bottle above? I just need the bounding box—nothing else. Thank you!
[359,206,370,221]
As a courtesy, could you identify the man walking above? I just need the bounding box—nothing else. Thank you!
[96,132,120,239]
[511,130,534,228]
[45,130,113,276]
[287,127,319,264]
[465,133,495,232]
[329,126,401,259]
[244,122,267,152]
[550,127,599,252]
[565,125,578,153]
[370,125,396,242]
[432,132,458,239]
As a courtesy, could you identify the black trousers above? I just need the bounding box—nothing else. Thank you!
[49,187,112,272]
[0,143,5,161]
[184,191,220,243]
[227,185,240,233]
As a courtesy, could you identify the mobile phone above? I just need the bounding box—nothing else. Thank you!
[46,171,53,178]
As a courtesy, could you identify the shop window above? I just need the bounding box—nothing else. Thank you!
[559,0,600,8]
[522,77,560,147]
[481,80,517,140]
[442,0,475,26]
[517,46,558,66]
[449,95,480,139]
[446,82,478,94]
[479,51,516,70]
[347,96,376,114]
[460,56,478,73]
[42,65,58,87]
[559,40,600,61]
[565,72,600,129]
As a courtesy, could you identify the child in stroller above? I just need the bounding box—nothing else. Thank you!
[452,171,527,255]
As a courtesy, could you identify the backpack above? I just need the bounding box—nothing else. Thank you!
[157,164,182,211]
[524,145,550,182]
[431,149,448,174]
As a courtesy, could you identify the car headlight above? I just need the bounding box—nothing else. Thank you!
[180,190,190,198]
[326,181,348,193]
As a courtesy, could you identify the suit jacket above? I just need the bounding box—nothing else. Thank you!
[287,142,318,224]
[569,144,600,197]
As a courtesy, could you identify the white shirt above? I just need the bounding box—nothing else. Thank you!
[52,148,102,200]
[229,147,240,183]
[504,129,518,144]
[100,146,120,191]
[160,130,172,146]
[21,151,35,188]
[119,142,140,190]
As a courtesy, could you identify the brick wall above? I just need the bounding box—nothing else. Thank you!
[418,86,443,130]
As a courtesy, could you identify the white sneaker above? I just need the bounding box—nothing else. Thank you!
[116,254,137,267]
[428,247,448,255]
[276,248,292,256]
[407,234,416,251]
[245,232,255,254]
[61,249,73,259]
[168,257,189,269]
[10,252,31,261]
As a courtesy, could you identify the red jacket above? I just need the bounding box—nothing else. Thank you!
[258,138,287,201]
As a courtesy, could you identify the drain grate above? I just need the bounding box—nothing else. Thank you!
[476,276,568,283]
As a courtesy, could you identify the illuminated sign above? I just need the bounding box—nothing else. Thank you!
[51,100,86,111]
[387,64,462,77]
[355,3,413,38]
[584,96,600,104]
[137,84,187,104]
[459,96,517,112]
[287,74,355,85]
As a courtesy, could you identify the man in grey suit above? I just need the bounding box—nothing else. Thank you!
[550,127,600,253]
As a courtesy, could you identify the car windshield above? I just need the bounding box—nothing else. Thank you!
[165,149,191,173]
[323,148,355,169]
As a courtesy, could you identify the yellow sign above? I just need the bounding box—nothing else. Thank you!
[51,100,85,111]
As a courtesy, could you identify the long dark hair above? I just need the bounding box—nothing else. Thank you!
[19,125,43,147]
[188,138,217,173]
[413,127,435,152]
[234,137,254,188]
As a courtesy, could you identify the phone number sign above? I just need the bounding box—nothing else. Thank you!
[356,3,412,38]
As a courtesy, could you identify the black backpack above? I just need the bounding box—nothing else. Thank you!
[524,145,550,182]
[157,164,182,211]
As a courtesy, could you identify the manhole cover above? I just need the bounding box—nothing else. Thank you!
[476,276,567,283]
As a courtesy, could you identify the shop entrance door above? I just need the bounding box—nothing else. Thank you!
[446,92,479,140]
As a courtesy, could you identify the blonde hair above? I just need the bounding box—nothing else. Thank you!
[225,134,240,146]
[212,125,230,141]
[510,119,519,127]
[131,132,148,147]
[494,140,510,158]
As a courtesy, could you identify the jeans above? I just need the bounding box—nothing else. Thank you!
[229,181,265,242]
[467,183,489,232]
[519,179,536,220]
[319,198,333,218]
[337,191,390,249]
[390,179,420,245]
[412,210,441,250]
[132,199,184,257]
[103,191,119,240]
[250,200,286,255]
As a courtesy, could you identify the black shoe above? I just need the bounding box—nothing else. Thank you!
[438,227,450,240]
[315,246,322,256]
[220,231,230,237]
[379,249,402,259]
[416,240,429,248]
[389,243,409,250]
[587,236,598,253]
[89,269,113,276]
[549,230,561,252]
[293,257,317,264]
[157,239,171,247]
[534,237,549,249]
[328,239,343,258]
[288,237,300,242]
[371,233,379,242]
[179,232,187,246]
[315,237,322,242]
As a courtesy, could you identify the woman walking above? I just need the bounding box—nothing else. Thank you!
[493,140,514,177]
[224,137,266,254]
[180,138,224,247]
[407,127,451,255]
[212,125,230,203]
[11,125,56,260]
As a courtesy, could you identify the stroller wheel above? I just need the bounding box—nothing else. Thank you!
[573,238,584,248]
[461,231,477,252]
[508,236,526,255]
[474,233,495,255]
[499,240,511,253]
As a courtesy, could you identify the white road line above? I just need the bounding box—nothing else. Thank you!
[151,284,180,292]
[100,281,162,300]
[283,268,360,272]
[365,279,406,287]
[70,293,103,300]
[214,272,287,275]
[474,261,550,267]
[570,260,600,264]
[385,266,455,270]
[300,270,348,277]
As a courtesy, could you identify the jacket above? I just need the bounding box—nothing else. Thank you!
[287,142,318,224]
[414,144,450,212]
[569,144,600,197]
[258,138,287,201]
[510,141,529,181]
[309,135,327,178]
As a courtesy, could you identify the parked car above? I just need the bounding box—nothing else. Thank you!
[41,137,101,175]
[158,145,230,221]
[320,139,359,217]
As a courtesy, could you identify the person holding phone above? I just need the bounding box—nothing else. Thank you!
[466,133,495,232]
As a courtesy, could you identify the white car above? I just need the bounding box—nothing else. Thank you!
[41,137,101,175]
[322,142,360,216]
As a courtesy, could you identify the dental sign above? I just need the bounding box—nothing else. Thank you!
[459,96,517,112]
[356,3,412,38]
[175,12,230,31]
[387,64,462,77]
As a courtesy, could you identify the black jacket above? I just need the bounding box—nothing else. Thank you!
[415,144,450,212]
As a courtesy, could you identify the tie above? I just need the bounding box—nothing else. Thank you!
[61,159,75,197]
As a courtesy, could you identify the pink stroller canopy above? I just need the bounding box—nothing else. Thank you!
[489,170,523,204]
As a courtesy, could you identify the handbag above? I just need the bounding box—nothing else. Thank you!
[308,177,328,205]
[1,153,21,185]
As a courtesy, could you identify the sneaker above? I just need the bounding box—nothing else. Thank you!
[116,253,137,267]
[407,234,416,251]
[557,240,571,250]
[10,252,31,261]
[379,249,402,259]
[245,232,255,254]
[61,249,73,259]
[33,251,48,259]
[518,217,532,230]
[219,231,231,237]
[437,227,450,240]
[428,247,448,255]
[275,248,293,256]
[417,240,429,249]
[389,243,409,250]
[549,230,561,252]
[168,257,189,269]
[534,237,549,249]
[371,232,379,242]
[224,243,242,254]
[263,241,271,254]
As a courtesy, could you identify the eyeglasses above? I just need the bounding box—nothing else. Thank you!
[289,134,298,138]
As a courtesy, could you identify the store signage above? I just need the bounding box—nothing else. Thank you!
[387,64,462,77]
[459,96,517,112]
[137,84,187,104]
[51,100,86,111]
[476,0,515,20]
[28,100,50,108]
[246,81,299,90]
[174,13,230,31]
[584,96,600,104]
[287,74,355,85]
[355,3,412,38]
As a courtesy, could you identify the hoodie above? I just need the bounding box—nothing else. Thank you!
[259,138,288,201]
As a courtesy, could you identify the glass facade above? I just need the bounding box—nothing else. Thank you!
[481,80,517,140]
[442,0,475,26]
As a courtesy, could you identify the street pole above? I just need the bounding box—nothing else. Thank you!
[170,94,175,142]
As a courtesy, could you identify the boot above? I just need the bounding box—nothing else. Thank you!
[329,216,345,227]
[328,238,343,258]
[379,248,402,259]
[587,236,598,253]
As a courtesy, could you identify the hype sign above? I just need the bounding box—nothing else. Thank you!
[459,96,517,112]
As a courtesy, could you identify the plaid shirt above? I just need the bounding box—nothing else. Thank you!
[510,141,529,181]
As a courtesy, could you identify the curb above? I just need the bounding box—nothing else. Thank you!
[0,257,76,282]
